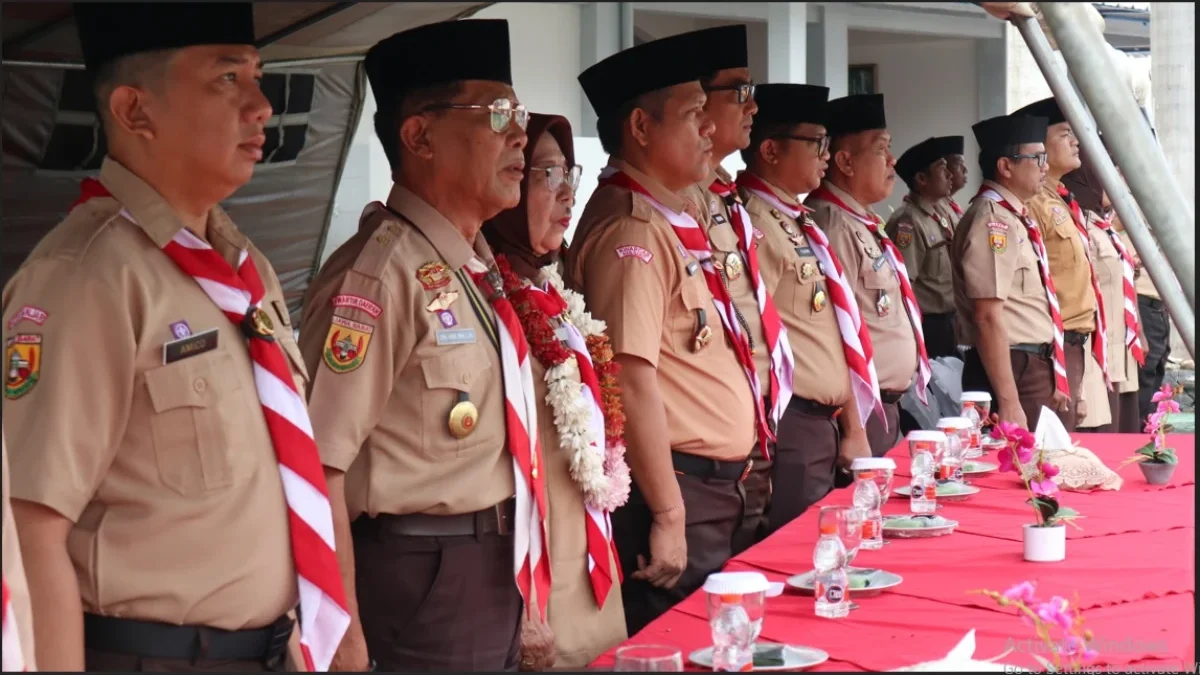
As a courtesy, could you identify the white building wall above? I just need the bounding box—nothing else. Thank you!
[848,38,980,216]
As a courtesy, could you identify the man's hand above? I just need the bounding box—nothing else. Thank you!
[632,507,687,588]
[1076,396,1088,422]
[1052,390,1072,415]
[837,434,872,470]
[329,634,371,672]
[518,608,557,671]
[998,400,1029,429]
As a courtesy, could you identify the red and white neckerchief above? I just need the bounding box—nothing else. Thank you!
[73,178,349,672]
[807,186,931,406]
[2,578,25,672]
[1092,216,1146,366]
[947,197,964,219]
[737,173,884,429]
[461,254,553,619]
[903,194,953,241]
[510,278,620,608]
[1057,185,1111,389]
[976,186,1071,398]
[596,167,773,453]
[708,177,795,441]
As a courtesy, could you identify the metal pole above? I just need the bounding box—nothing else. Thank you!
[1038,3,1196,309]
[1012,13,1195,360]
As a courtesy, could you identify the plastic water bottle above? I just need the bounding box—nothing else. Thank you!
[710,600,754,670]
[813,523,850,618]
[910,450,937,514]
[962,403,982,457]
[853,474,883,550]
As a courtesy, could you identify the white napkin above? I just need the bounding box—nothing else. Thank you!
[1035,406,1073,450]
[888,630,1028,672]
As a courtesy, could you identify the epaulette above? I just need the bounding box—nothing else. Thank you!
[351,209,409,280]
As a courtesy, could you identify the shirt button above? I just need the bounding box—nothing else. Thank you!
[461,373,470,385]
[194,379,207,393]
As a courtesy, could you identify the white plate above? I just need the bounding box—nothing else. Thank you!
[894,482,980,501]
[786,566,903,598]
[982,436,1006,449]
[882,514,959,538]
[688,643,830,671]
[962,460,1000,475]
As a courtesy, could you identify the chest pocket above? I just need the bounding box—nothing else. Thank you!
[270,300,310,393]
[419,343,494,459]
[144,348,243,496]
[1047,220,1080,269]
[789,256,828,322]
[924,238,952,280]
[671,272,713,355]
[1015,246,1044,298]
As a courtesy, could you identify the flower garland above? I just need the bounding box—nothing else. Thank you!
[496,255,631,512]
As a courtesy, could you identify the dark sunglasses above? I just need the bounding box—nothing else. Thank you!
[773,134,831,155]
[705,82,756,105]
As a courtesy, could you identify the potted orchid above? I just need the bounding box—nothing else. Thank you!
[973,581,1098,672]
[1120,384,1182,486]
[990,422,1081,562]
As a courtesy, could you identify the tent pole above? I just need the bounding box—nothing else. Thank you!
[1011,11,1195,360]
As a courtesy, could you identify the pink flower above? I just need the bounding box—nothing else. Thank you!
[998,447,1015,473]
[1030,477,1059,496]
[1151,384,1174,404]
[1035,596,1074,632]
[1041,462,1060,478]
[1145,411,1166,433]
[1081,646,1099,663]
[1160,400,1181,415]
[1016,444,1034,465]
[1002,581,1038,604]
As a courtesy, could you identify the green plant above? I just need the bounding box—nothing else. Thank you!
[1120,384,1182,468]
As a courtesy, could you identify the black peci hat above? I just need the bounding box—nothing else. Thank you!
[579,31,717,122]
[932,135,965,158]
[1011,97,1066,127]
[972,114,1049,152]
[753,83,829,128]
[895,138,946,185]
[686,25,749,75]
[74,2,255,74]
[824,94,887,138]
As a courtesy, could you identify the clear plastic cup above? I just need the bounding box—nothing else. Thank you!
[936,417,970,483]
[907,430,948,462]
[851,456,896,506]
[961,391,993,421]
[703,572,768,671]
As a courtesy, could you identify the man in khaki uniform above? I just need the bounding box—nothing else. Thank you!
[565,34,758,636]
[735,83,874,532]
[1014,97,1098,431]
[3,432,36,672]
[953,114,1071,431]
[886,138,958,359]
[299,20,532,672]
[805,95,921,458]
[3,4,311,671]
[934,136,969,223]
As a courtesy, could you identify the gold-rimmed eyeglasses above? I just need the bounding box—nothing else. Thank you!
[421,97,529,133]
[531,164,582,193]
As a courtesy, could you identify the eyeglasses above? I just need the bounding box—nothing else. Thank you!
[531,164,582,193]
[1010,152,1048,168]
[773,134,831,155]
[704,82,756,104]
[421,97,529,133]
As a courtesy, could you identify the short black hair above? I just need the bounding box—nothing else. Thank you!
[91,48,177,130]
[372,81,464,171]
[740,120,793,165]
[979,144,1021,181]
[596,89,669,157]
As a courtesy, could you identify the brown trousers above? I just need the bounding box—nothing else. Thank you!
[963,349,1056,432]
[866,401,901,458]
[764,404,840,537]
[733,443,773,556]
[612,469,756,637]
[84,649,280,672]
[1062,341,1086,432]
[1085,390,1141,433]
[353,521,522,671]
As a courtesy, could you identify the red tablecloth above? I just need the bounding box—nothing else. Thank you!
[593,433,1195,672]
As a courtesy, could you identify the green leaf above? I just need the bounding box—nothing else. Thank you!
[1056,506,1080,518]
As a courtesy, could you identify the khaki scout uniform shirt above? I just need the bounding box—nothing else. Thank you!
[737,175,852,408]
[1122,226,1162,300]
[300,187,514,518]
[682,167,772,391]
[951,180,1055,349]
[805,181,918,393]
[886,195,956,315]
[1084,212,1138,391]
[1026,182,1096,333]
[2,434,36,670]
[2,158,298,631]
[563,159,756,462]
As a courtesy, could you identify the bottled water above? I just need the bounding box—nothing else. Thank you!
[813,523,850,618]
[962,402,982,457]
[852,474,883,550]
[910,450,938,514]
[710,600,755,671]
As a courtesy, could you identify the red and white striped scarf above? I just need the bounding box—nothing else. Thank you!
[509,279,620,608]
[947,198,964,219]
[977,186,1071,398]
[1093,216,1146,366]
[1057,185,1111,389]
[74,178,349,671]
[2,578,25,672]
[596,168,773,453]
[808,186,931,405]
[462,257,553,618]
[737,173,884,429]
[708,178,795,439]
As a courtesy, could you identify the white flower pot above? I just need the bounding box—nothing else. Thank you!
[1023,524,1066,562]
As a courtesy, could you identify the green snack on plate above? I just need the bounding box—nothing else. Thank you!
[753,645,786,668]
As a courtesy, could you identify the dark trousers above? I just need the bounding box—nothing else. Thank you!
[764,400,840,536]
[866,400,901,458]
[733,443,773,556]
[85,650,280,672]
[1137,295,1171,424]
[963,348,1056,432]
[613,467,755,637]
[1084,390,1141,433]
[352,520,522,671]
[923,312,959,360]
[1062,340,1087,432]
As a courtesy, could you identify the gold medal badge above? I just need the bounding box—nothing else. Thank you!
[724,251,744,281]
[877,290,892,317]
[417,261,452,291]
[449,392,479,439]
[800,262,817,280]
[691,325,714,353]
[812,287,828,313]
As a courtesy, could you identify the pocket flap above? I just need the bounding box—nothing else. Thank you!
[860,262,892,290]
[421,346,489,391]
[145,353,218,412]
[681,278,708,311]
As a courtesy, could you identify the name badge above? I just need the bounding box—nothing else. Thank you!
[712,214,728,225]
[163,328,219,365]
[436,328,477,346]
[686,260,700,276]
[795,246,815,257]
[873,255,888,271]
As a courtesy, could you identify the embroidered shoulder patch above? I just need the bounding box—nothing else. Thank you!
[332,294,383,318]
[990,232,1008,253]
[6,305,49,332]
[322,316,374,374]
[895,222,914,248]
[1051,206,1070,225]
[5,334,42,399]
[615,245,654,264]
[416,262,452,291]
[986,222,1010,232]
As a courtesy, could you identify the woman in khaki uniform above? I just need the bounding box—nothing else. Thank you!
[481,114,628,670]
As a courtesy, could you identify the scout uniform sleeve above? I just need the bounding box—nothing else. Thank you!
[887,213,925,283]
[959,206,1019,301]
[2,260,136,521]
[582,216,673,367]
[822,216,866,279]
[301,266,408,472]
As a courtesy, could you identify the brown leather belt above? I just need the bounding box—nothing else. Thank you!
[83,612,294,664]
[788,396,842,420]
[354,498,516,538]
[1010,343,1054,359]
[880,390,905,405]
[671,450,753,482]
[1063,330,1090,346]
